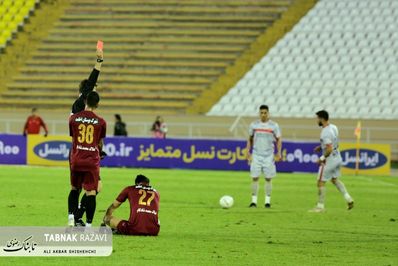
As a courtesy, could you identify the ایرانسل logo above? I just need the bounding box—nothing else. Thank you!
[341,148,388,169]
[33,141,71,161]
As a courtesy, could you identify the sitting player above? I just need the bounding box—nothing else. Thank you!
[102,175,160,236]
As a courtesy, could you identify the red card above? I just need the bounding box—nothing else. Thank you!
[97,40,104,51]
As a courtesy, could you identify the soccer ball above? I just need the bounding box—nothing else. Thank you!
[219,195,234,209]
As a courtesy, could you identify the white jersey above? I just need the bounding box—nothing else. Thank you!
[249,120,281,157]
[320,124,341,158]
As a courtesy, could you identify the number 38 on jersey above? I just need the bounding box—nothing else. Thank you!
[77,124,95,144]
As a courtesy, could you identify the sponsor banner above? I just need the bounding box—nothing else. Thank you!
[24,135,321,172]
[277,142,320,173]
[0,227,112,257]
[0,134,26,165]
[27,135,71,167]
[101,138,321,172]
[23,135,390,175]
[102,138,249,170]
[340,143,390,176]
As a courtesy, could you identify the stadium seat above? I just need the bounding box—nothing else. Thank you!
[0,0,38,47]
[0,0,293,113]
[208,0,398,119]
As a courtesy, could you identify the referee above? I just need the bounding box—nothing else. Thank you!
[71,48,104,115]
[69,48,104,226]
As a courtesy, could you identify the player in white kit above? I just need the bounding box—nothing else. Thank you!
[246,105,282,208]
[310,110,354,212]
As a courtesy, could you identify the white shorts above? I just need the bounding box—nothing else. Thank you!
[250,154,276,179]
[318,157,342,181]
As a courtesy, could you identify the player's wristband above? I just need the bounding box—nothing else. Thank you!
[320,155,326,161]
[96,59,103,63]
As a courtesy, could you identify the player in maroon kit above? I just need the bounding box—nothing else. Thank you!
[68,91,107,227]
[71,48,105,226]
[103,175,160,236]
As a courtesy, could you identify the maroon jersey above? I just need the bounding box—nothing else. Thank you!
[116,185,160,235]
[69,110,106,171]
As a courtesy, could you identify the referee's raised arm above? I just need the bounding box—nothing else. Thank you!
[83,49,104,96]
[71,49,104,115]
[95,49,104,71]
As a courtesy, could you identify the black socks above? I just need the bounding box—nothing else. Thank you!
[68,189,80,215]
[85,195,96,224]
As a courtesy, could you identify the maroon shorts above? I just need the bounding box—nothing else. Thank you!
[70,168,99,191]
[116,220,159,236]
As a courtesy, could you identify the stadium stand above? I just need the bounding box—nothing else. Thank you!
[0,0,312,114]
[0,0,38,48]
[208,0,398,120]
[0,0,68,96]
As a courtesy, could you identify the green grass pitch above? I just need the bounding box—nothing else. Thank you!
[0,165,397,265]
